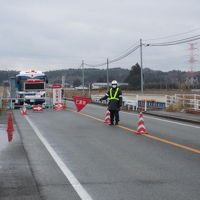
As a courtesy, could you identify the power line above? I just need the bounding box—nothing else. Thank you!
[84,33,200,68]
[85,44,140,67]
[144,35,200,47]
[144,27,200,42]
[110,45,140,63]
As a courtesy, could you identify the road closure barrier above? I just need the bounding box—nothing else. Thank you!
[33,105,43,112]
[54,103,64,111]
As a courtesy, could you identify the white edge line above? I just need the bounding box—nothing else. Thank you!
[67,100,200,129]
[24,115,93,200]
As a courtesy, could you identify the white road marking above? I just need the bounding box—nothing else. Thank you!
[25,115,93,200]
[67,101,200,129]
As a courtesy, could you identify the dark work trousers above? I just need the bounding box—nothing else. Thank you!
[109,110,119,123]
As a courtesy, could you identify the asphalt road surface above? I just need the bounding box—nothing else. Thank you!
[9,101,200,200]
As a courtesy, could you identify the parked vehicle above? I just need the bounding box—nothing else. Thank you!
[13,69,48,108]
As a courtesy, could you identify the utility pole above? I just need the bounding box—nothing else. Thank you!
[82,60,85,94]
[107,58,109,91]
[140,39,144,93]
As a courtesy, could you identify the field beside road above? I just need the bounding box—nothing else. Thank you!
[0,86,4,97]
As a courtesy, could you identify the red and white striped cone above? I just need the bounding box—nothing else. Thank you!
[104,109,111,124]
[21,104,27,115]
[136,107,147,134]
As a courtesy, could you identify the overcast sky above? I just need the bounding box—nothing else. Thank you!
[0,0,199,72]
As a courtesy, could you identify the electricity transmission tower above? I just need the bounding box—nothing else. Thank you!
[185,43,199,87]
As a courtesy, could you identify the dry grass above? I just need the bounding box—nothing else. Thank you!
[0,87,4,97]
[46,88,200,99]
[166,102,184,112]
[0,86,8,112]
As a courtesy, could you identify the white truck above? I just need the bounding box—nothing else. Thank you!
[13,69,48,107]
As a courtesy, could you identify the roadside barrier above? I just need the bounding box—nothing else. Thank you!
[7,112,14,142]
[136,108,147,134]
[166,94,200,112]
[54,103,64,111]
[104,109,111,124]
[33,105,43,112]
[138,100,165,110]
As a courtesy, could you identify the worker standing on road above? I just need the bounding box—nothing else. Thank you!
[100,80,122,125]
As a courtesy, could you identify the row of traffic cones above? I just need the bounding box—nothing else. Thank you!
[104,107,147,134]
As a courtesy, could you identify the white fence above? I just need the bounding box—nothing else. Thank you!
[91,95,139,111]
[166,94,200,111]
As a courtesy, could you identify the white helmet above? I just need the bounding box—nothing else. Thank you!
[111,80,118,85]
[111,80,118,88]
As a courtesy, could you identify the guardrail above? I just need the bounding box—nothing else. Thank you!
[166,94,200,112]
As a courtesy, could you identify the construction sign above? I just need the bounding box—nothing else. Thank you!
[52,84,62,104]
[73,96,91,112]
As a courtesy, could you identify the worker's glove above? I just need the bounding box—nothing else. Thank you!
[99,98,103,102]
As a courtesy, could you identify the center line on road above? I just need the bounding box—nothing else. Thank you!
[24,115,93,200]
[66,108,200,155]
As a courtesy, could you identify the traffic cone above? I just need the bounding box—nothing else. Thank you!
[21,104,27,115]
[7,112,14,142]
[104,109,111,124]
[136,107,147,134]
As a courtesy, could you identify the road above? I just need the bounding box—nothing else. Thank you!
[9,101,200,200]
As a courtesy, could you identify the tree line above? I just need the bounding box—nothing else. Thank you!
[0,66,199,89]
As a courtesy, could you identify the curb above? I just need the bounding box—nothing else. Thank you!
[145,112,200,125]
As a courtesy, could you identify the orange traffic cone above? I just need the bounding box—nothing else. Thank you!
[104,109,111,124]
[7,112,14,142]
[21,104,27,115]
[136,107,147,134]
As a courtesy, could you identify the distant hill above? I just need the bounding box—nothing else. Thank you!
[0,70,18,85]
[45,68,130,86]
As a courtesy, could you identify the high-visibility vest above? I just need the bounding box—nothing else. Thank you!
[109,88,119,101]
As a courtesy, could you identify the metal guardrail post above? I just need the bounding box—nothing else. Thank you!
[194,94,197,111]
[144,100,147,111]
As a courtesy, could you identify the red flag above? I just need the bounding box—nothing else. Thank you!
[73,96,91,112]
